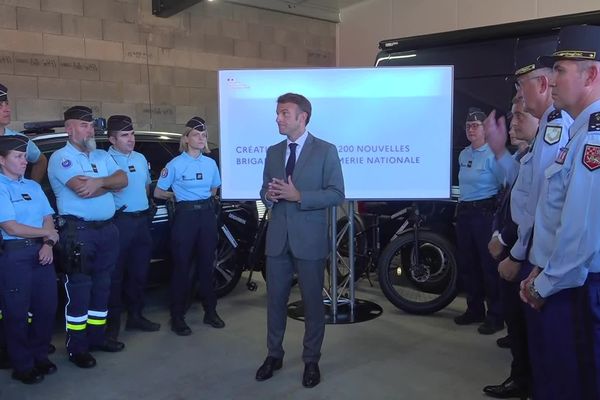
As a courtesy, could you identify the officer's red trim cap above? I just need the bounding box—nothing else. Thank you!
[538,25,600,67]
[0,83,7,102]
[0,135,28,152]
[107,115,133,132]
[506,35,558,81]
[64,105,93,122]
[185,116,206,131]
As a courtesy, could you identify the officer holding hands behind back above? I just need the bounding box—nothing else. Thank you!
[105,115,160,343]
[154,117,224,336]
[47,106,127,369]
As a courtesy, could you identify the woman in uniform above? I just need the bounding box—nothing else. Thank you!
[0,135,59,384]
[154,117,223,336]
[454,108,505,335]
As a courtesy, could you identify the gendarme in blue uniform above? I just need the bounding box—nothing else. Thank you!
[48,142,122,220]
[458,143,504,201]
[4,128,41,164]
[108,147,150,212]
[156,152,220,200]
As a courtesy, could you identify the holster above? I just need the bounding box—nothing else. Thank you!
[58,220,88,275]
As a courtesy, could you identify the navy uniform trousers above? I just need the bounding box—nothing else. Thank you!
[0,244,57,372]
[61,221,119,354]
[170,207,218,318]
[525,272,600,400]
[107,213,152,332]
[455,203,502,323]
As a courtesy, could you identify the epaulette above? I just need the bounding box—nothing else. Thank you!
[589,112,600,132]
[547,109,561,122]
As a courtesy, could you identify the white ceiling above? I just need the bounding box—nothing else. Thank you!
[225,0,369,22]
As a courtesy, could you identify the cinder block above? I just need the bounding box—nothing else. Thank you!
[204,35,234,56]
[143,65,173,85]
[41,0,83,15]
[149,84,172,105]
[174,67,205,88]
[260,43,285,62]
[156,48,191,69]
[81,80,123,102]
[234,40,259,58]
[13,53,59,77]
[0,51,13,74]
[16,98,62,121]
[172,30,204,52]
[308,19,335,36]
[247,23,274,44]
[123,43,158,65]
[0,0,40,10]
[38,76,80,100]
[103,20,140,44]
[204,70,217,89]
[175,105,204,124]
[273,28,304,47]
[220,19,247,40]
[61,14,102,39]
[204,102,218,123]
[135,103,176,126]
[0,28,43,53]
[190,15,219,36]
[59,56,99,80]
[0,5,16,29]
[60,100,100,117]
[83,0,128,22]
[308,50,334,67]
[142,28,174,49]
[43,33,85,58]
[191,51,219,71]
[189,87,216,105]
[84,38,123,62]
[17,7,61,34]
[100,61,141,83]
[122,83,150,104]
[171,86,190,105]
[0,73,37,97]
[100,102,136,120]
[285,47,307,65]
[232,4,260,24]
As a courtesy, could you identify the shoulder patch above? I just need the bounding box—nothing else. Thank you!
[61,159,72,168]
[583,144,600,171]
[544,126,562,145]
[160,167,168,178]
[589,112,600,132]
[547,109,561,122]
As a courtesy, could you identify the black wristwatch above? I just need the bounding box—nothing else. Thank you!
[43,239,55,248]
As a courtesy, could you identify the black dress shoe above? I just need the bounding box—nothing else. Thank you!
[302,362,321,388]
[126,314,161,332]
[255,356,283,381]
[454,311,485,325]
[35,359,57,375]
[496,335,511,349]
[171,317,192,336]
[203,312,225,329]
[48,343,56,354]
[69,352,97,369]
[12,368,44,384]
[89,338,125,353]
[483,377,529,399]
[478,318,505,335]
[0,348,11,369]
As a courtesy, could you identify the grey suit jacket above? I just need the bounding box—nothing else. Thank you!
[260,133,345,260]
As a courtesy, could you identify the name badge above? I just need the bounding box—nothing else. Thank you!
[91,163,98,173]
[467,160,472,168]
[128,165,136,172]
[196,173,203,180]
[21,193,32,201]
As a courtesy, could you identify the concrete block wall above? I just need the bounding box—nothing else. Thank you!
[0,0,337,143]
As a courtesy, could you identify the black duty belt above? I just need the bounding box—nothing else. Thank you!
[458,197,497,210]
[61,215,113,229]
[115,209,149,218]
[2,238,43,251]
[176,199,212,211]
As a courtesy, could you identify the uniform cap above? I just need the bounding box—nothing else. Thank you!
[185,116,206,131]
[466,107,486,122]
[107,115,133,132]
[0,135,28,152]
[0,83,7,102]
[508,36,558,80]
[538,25,600,67]
[64,105,93,122]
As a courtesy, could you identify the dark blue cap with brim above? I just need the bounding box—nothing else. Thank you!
[64,105,93,122]
[0,135,28,152]
[107,115,133,132]
[538,25,600,67]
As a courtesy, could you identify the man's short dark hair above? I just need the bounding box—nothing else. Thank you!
[277,93,312,124]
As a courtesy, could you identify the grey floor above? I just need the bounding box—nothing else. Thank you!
[0,275,510,400]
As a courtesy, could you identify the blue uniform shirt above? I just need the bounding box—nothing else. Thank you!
[458,143,504,201]
[0,173,54,240]
[157,152,220,201]
[108,146,150,212]
[5,128,41,163]
[532,99,600,297]
[48,142,122,221]
[510,107,573,261]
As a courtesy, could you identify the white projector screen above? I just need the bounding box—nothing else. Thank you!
[218,66,453,201]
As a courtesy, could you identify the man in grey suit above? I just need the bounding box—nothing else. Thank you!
[255,93,345,388]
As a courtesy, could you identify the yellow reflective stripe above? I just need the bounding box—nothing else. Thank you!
[87,319,106,326]
[66,323,86,331]
[27,318,32,323]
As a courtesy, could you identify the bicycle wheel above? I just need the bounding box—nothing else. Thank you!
[377,230,457,315]
[214,236,242,298]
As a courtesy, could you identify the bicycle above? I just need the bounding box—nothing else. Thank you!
[333,201,458,315]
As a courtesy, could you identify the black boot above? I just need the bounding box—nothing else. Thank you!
[126,313,161,332]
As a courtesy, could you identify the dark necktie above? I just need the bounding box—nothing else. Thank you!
[285,143,298,178]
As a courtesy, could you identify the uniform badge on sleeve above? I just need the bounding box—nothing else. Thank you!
[583,144,600,171]
[544,126,562,145]
[589,112,600,131]
[61,159,72,168]
[160,168,168,178]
